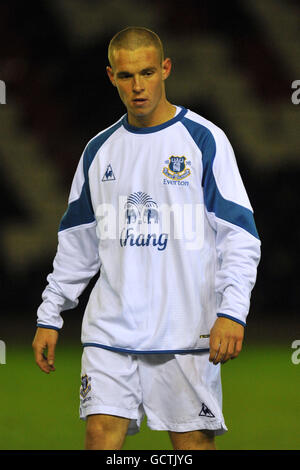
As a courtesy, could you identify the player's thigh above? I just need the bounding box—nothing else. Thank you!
[85,413,130,449]
[168,429,216,450]
[86,413,131,434]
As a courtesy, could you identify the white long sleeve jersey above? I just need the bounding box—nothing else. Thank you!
[37,106,261,353]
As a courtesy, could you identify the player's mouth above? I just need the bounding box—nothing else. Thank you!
[132,98,148,106]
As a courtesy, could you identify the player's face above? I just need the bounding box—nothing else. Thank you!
[107,46,171,125]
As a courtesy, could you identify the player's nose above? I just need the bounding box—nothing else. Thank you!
[132,75,144,92]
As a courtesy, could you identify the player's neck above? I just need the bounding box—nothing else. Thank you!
[127,100,176,128]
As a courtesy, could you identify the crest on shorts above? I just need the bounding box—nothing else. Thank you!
[162,156,191,181]
[80,374,91,398]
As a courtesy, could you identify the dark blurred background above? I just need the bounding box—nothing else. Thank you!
[0,0,299,344]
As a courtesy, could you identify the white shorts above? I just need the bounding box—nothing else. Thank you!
[79,346,227,436]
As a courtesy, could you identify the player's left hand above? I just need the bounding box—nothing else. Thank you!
[209,317,244,365]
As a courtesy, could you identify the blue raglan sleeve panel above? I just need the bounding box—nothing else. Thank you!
[36,120,123,330]
[203,129,261,326]
[37,146,101,330]
[182,117,261,326]
[59,145,96,231]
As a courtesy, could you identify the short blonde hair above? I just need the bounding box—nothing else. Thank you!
[108,26,164,68]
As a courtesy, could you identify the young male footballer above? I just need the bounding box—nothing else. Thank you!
[32,27,261,450]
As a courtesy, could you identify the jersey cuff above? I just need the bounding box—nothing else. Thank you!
[37,323,61,331]
[217,313,246,327]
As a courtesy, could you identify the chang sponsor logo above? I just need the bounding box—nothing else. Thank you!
[120,228,168,251]
[120,191,168,251]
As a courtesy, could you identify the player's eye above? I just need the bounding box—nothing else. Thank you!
[117,73,132,79]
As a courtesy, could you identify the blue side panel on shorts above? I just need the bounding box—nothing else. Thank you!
[59,120,123,232]
[181,117,260,240]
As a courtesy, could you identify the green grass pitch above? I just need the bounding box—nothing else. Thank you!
[0,341,299,450]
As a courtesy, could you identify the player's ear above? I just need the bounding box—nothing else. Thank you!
[106,66,116,87]
[162,57,172,81]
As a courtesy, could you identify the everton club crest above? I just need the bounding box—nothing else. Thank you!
[162,156,191,181]
[80,374,91,398]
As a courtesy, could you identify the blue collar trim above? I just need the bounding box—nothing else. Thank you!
[122,106,188,134]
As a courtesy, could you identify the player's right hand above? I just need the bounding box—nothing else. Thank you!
[32,327,59,374]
